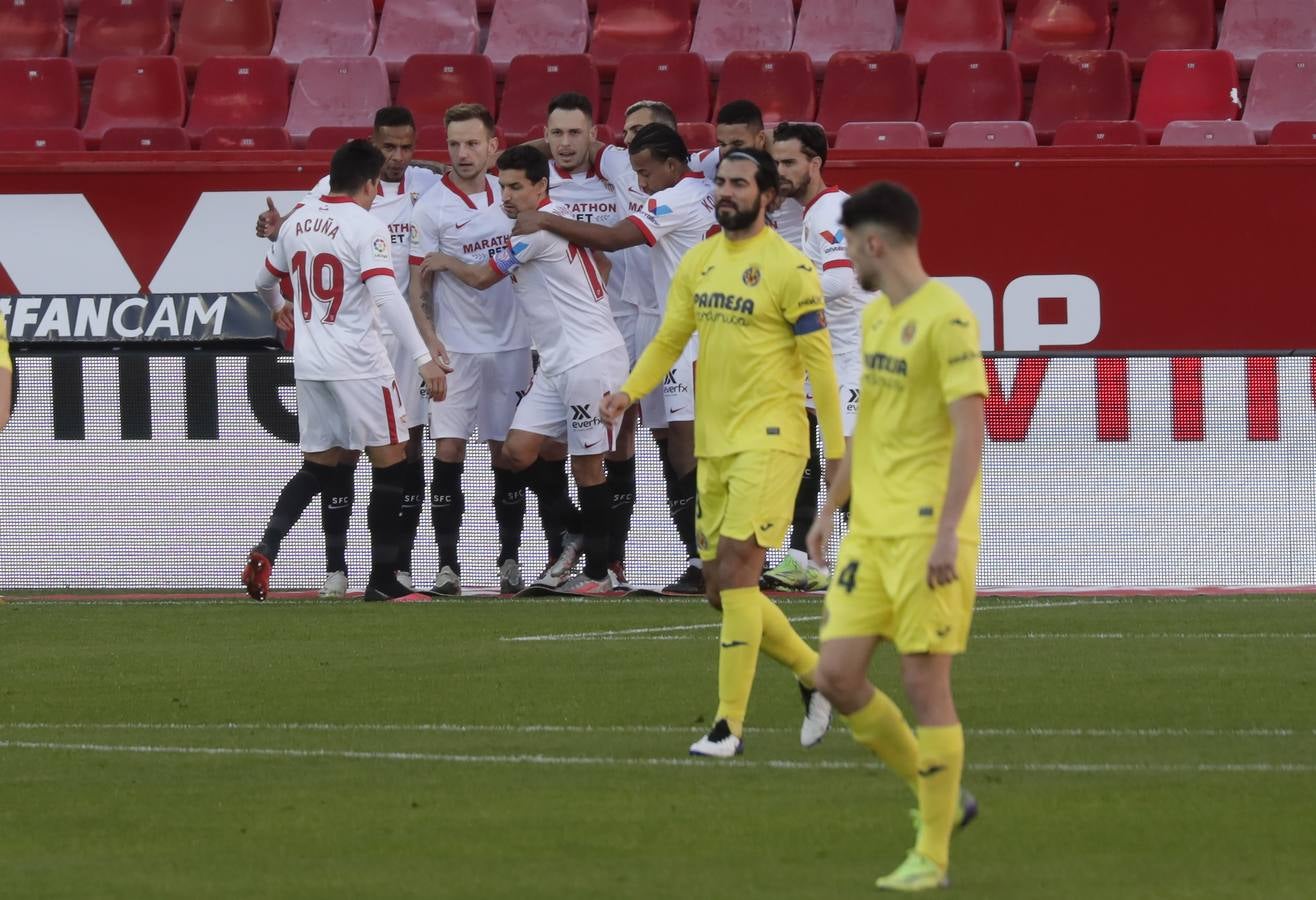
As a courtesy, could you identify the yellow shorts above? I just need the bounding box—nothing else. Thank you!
[819,533,979,654]
[695,450,806,560]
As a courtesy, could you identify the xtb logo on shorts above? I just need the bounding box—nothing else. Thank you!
[570,404,601,430]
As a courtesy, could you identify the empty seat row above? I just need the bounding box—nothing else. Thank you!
[5,0,1316,76]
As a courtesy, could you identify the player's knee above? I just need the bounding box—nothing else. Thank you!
[815,658,864,708]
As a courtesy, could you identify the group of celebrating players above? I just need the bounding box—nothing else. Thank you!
[240,93,988,892]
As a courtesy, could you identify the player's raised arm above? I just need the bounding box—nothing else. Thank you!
[419,251,504,291]
[512,209,646,252]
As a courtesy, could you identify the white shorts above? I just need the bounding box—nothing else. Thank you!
[614,304,640,365]
[510,345,630,455]
[804,351,862,437]
[297,375,408,453]
[429,348,533,443]
[635,310,667,429]
[383,331,426,431]
[663,333,697,424]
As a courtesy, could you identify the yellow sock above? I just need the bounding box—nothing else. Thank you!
[757,592,819,686]
[914,724,965,870]
[845,689,919,792]
[714,586,764,736]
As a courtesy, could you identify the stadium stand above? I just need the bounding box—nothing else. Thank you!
[607,52,710,132]
[198,125,294,150]
[270,0,378,70]
[185,57,289,143]
[99,125,192,150]
[372,0,480,77]
[396,54,498,129]
[899,0,1005,66]
[483,0,590,74]
[1028,50,1132,143]
[174,0,276,72]
[677,120,716,149]
[943,120,1039,148]
[1267,120,1316,144]
[1111,0,1216,68]
[918,51,1022,143]
[1242,51,1316,142]
[1009,0,1111,69]
[0,58,80,128]
[0,0,67,60]
[714,51,816,125]
[497,54,600,145]
[284,56,389,145]
[1052,119,1148,145]
[1160,119,1258,145]
[1218,0,1316,74]
[590,0,693,74]
[71,0,173,74]
[1134,49,1241,140]
[791,0,898,68]
[834,121,930,149]
[0,126,86,149]
[81,55,188,144]
[817,51,920,139]
[690,0,795,75]
[305,125,371,149]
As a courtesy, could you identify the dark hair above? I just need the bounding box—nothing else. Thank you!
[715,99,764,131]
[840,182,921,241]
[627,122,689,162]
[329,139,385,193]
[718,146,779,195]
[546,92,594,122]
[444,102,496,134]
[624,100,677,130]
[496,145,549,185]
[373,106,416,132]
[772,121,828,165]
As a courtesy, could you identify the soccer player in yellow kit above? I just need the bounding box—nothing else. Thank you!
[807,182,987,892]
[601,148,846,757]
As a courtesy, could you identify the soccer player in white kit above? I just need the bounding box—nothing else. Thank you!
[245,140,447,602]
[768,122,875,592]
[512,123,718,595]
[255,107,442,597]
[419,146,628,594]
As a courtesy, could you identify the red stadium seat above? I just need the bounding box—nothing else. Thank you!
[607,52,710,131]
[271,0,378,70]
[305,125,371,149]
[1268,120,1316,144]
[1111,0,1215,68]
[284,56,390,145]
[714,51,816,125]
[497,54,600,144]
[677,120,715,150]
[690,0,794,75]
[175,0,275,71]
[0,0,67,59]
[199,125,294,149]
[0,58,79,128]
[396,54,497,129]
[817,51,919,139]
[590,0,692,74]
[1028,50,1131,142]
[82,55,187,144]
[1134,49,1240,140]
[484,0,589,74]
[1242,51,1316,142]
[372,0,479,77]
[0,126,86,149]
[834,121,929,148]
[185,57,290,142]
[71,0,172,74]
[1160,119,1257,145]
[1009,0,1110,69]
[100,125,191,150]
[1219,0,1316,74]
[943,120,1038,148]
[792,0,897,68]
[900,0,1005,66]
[1052,119,1147,145]
[918,51,1022,143]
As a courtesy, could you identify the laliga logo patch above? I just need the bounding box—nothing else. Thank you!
[409,223,419,244]
[901,321,917,345]
[372,236,388,254]
[741,265,761,287]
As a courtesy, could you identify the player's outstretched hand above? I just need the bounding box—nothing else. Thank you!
[600,390,631,426]
[257,196,284,240]
[805,513,831,568]
[420,359,448,402]
[418,253,453,278]
[926,531,959,588]
[271,302,293,334]
[512,210,545,236]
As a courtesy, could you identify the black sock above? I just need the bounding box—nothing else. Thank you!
[841,500,850,527]
[493,466,526,565]
[790,414,821,554]
[605,456,636,565]
[261,460,332,561]
[322,462,356,573]
[673,467,698,561]
[367,460,407,586]
[430,459,464,574]
[656,438,692,558]
[578,482,611,580]
[526,458,580,558]
[396,455,425,573]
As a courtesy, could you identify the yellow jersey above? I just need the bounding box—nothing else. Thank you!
[0,309,10,372]
[621,226,845,460]
[850,280,988,542]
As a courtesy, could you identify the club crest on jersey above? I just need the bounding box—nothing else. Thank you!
[647,198,673,217]
[741,265,761,287]
[372,236,388,254]
[901,321,917,344]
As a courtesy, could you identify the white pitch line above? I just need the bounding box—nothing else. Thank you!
[2,739,1315,774]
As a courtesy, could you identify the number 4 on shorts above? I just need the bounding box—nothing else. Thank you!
[837,560,859,592]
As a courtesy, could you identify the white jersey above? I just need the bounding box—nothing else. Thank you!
[595,144,655,312]
[801,186,871,359]
[548,160,629,307]
[409,173,530,354]
[265,195,397,382]
[489,199,625,374]
[771,197,805,248]
[625,172,718,313]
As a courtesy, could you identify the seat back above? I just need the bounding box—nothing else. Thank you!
[792,0,897,68]
[396,54,498,129]
[607,52,710,131]
[285,56,390,144]
[900,0,1005,66]
[1029,50,1132,140]
[82,55,188,142]
[834,121,929,149]
[817,51,918,137]
[690,0,795,74]
[186,56,290,139]
[714,51,816,125]
[0,57,79,128]
[918,51,1022,140]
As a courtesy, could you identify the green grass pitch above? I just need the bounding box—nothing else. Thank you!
[1,593,1314,899]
